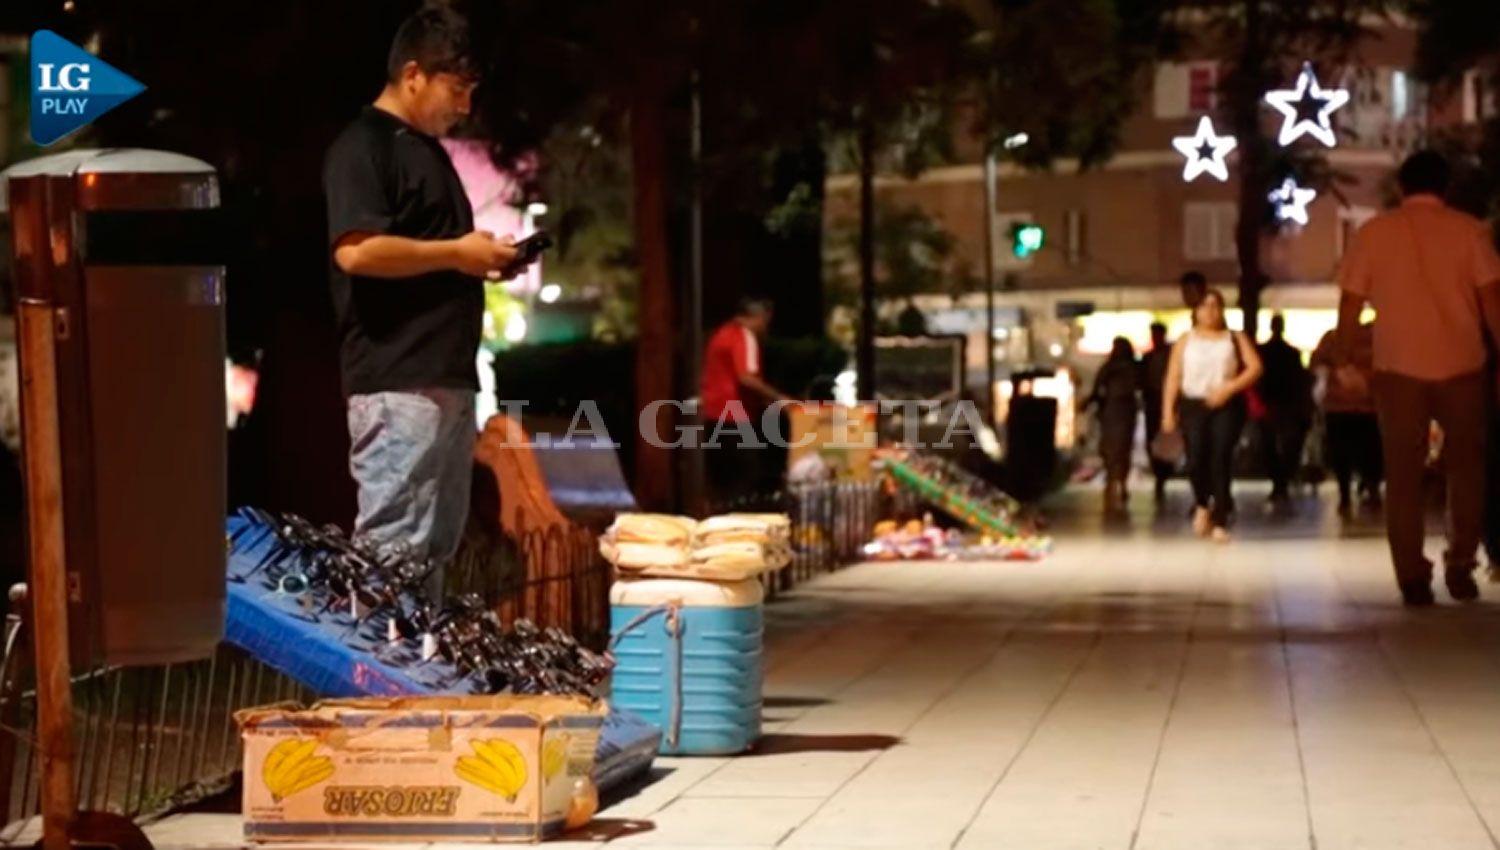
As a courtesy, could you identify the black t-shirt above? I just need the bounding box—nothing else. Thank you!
[1257,338,1310,407]
[323,106,481,396]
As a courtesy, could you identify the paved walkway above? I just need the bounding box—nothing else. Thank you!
[147,487,1500,849]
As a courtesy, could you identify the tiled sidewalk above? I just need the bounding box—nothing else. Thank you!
[132,492,1500,849]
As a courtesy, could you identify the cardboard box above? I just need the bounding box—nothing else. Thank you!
[786,402,877,481]
[237,695,607,843]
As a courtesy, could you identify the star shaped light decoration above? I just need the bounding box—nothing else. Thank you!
[1264,62,1350,148]
[1172,116,1238,182]
[1268,178,1317,226]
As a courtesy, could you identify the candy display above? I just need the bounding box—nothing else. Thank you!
[874,450,1050,561]
[880,451,1030,538]
[862,517,952,560]
[229,507,612,696]
[862,516,1052,562]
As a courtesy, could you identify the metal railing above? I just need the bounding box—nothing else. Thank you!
[0,608,311,833]
[449,524,611,650]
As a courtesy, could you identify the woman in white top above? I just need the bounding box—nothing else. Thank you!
[1162,289,1264,542]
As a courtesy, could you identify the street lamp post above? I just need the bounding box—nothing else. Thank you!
[982,153,998,432]
[983,133,1028,433]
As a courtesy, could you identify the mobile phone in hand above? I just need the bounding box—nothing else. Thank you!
[493,230,552,280]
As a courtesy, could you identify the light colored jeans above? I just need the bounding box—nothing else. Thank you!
[347,388,476,595]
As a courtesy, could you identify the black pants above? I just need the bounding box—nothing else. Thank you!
[1261,412,1308,498]
[1324,411,1382,503]
[1484,383,1500,565]
[1374,370,1485,584]
[1180,397,1245,527]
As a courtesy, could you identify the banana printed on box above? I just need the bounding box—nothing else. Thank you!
[454,738,529,801]
[262,738,335,802]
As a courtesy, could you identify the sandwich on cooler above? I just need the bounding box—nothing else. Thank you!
[694,513,790,547]
[688,541,769,575]
[599,539,691,571]
[606,513,698,546]
[600,513,697,571]
[602,511,793,578]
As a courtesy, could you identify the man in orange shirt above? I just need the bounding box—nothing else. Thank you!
[700,299,791,503]
[1336,150,1500,605]
[1311,322,1380,513]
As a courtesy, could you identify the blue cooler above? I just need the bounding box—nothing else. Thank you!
[609,578,763,755]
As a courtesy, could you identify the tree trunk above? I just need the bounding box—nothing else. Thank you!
[631,73,678,511]
[1234,136,1268,339]
[1233,0,1269,340]
[856,113,877,402]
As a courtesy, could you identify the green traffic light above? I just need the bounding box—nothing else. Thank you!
[1012,223,1044,258]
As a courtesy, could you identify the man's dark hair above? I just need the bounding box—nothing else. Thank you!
[1397,150,1450,198]
[1270,313,1286,335]
[1150,322,1167,339]
[387,7,477,82]
[1179,270,1207,288]
[737,297,773,317]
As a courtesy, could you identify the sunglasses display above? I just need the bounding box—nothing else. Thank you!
[228,506,612,696]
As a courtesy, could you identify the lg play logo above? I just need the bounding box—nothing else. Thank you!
[30,30,145,146]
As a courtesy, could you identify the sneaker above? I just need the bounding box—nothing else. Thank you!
[1445,564,1480,602]
[1400,581,1436,607]
[1192,507,1212,537]
[1210,526,1231,544]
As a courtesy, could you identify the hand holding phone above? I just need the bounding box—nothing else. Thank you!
[453,231,518,278]
[486,230,553,281]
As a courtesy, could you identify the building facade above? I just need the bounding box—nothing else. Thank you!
[826,19,1484,416]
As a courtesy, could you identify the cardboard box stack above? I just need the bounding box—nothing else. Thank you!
[599,513,791,582]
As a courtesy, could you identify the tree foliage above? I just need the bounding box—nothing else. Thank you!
[824,204,958,304]
[973,0,1177,165]
[1410,0,1500,221]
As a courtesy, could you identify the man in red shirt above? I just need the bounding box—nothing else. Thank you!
[700,299,790,502]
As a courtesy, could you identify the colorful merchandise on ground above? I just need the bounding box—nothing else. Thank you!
[875,451,1051,561]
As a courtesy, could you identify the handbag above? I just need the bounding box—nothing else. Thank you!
[1232,331,1268,421]
[1149,429,1185,465]
[1245,386,1269,421]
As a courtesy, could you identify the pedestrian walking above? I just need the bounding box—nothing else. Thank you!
[1162,289,1264,543]
[324,9,520,595]
[1335,150,1500,605]
[1311,322,1381,513]
[1140,322,1174,504]
[1257,314,1313,504]
[1086,337,1141,516]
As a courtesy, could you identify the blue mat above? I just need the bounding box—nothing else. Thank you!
[224,514,660,791]
[529,434,638,528]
